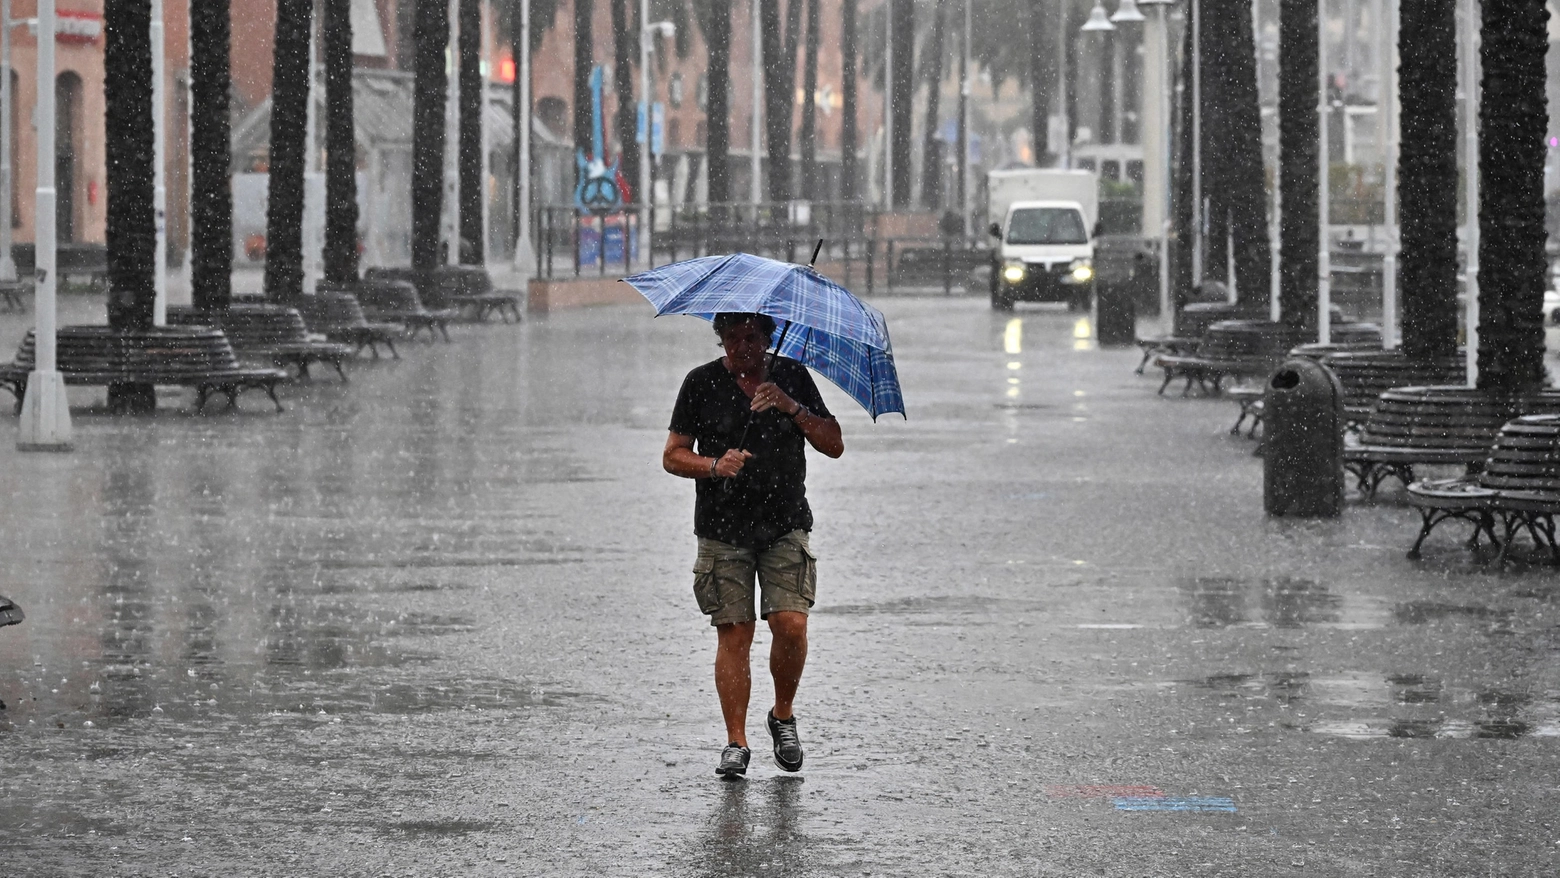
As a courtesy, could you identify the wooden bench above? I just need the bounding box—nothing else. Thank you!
[1154,320,1381,396]
[432,265,523,323]
[0,280,29,311]
[12,242,109,291]
[354,277,455,342]
[1346,386,1560,498]
[1406,414,1560,563]
[0,326,289,413]
[1319,350,1466,423]
[168,304,354,381]
[300,290,402,359]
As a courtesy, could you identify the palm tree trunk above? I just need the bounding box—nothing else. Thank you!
[1398,0,1459,361]
[412,0,449,275]
[840,0,858,200]
[573,0,594,163]
[104,0,157,411]
[458,0,484,263]
[263,0,312,306]
[798,0,821,200]
[1028,1,1054,167]
[889,0,914,207]
[1278,0,1318,331]
[762,0,803,202]
[323,0,359,286]
[920,2,946,210]
[1476,0,1549,392]
[701,1,731,204]
[189,0,232,313]
[611,0,638,206]
[1207,0,1270,310]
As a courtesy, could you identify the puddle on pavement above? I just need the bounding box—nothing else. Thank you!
[1178,577,1521,633]
[818,594,1045,617]
[1183,671,1560,739]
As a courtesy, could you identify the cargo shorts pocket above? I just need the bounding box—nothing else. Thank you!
[692,556,722,616]
[795,545,818,605]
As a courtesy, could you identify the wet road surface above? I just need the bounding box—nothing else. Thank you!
[1,296,1559,876]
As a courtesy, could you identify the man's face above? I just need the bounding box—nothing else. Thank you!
[719,320,770,373]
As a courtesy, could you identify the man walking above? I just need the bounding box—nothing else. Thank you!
[663,312,844,777]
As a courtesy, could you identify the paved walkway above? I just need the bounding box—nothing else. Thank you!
[0,297,1557,876]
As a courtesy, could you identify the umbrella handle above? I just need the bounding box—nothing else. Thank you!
[723,319,794,492]
[809,239,824,267]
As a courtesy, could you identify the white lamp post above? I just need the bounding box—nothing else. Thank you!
[1137,0,1174,332]
[151,0,166,323]
[512,0,533,275]
[1319,0,1331,344]
[751,0,762,210]
[640,13,673,269]
[0,0,15,284]
[1380,0,1399,348]
[18,0,70,451]
[1462,0,1478,385]
[883,3,893,205]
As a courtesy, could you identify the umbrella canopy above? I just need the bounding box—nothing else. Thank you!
[624,253,905,420]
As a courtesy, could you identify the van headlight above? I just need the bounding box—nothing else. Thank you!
[1069,259,1094,283]
[1002,262,1027,284]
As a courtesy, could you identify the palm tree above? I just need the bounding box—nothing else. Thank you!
[695,0,731,204]
[840,0,859,200]
[1476,0,1549,391]
[263,0,312,306]
[1027,1,1054,167]
[412,0,449,276]
[323,0,358,287]
[104,0,158,411]
[798,0,821,200]
[189,0,232,313]
[458,0,484,263]
[1397,0,1458,360]
[888,0,913,206]
[761,0,803,202]
[1206,0,1270,310]
[611,0,639,208]
[920,1,946,210]
[573,0,595,166]
[1277,0,1318,330]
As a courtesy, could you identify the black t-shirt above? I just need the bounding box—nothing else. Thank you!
[669,357,833,550]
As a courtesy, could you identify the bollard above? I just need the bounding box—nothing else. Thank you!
[1263,357,1344,517]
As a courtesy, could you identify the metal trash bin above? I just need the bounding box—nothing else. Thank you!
[1263,357,1344,517]
[1095,278,1136,346]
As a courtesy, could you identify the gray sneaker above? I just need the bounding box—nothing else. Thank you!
[767,711,804,772]
[715,743,750,778]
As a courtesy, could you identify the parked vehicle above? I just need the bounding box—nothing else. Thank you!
[985,168,1100,311]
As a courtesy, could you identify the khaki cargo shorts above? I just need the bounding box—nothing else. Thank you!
[691,530,817,627]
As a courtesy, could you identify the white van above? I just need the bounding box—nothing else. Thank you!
[985,169,1099,311]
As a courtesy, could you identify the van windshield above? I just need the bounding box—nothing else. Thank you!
[1005,208,1088,245]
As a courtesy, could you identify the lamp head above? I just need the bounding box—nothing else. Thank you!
[1081,2,1117,31]
[1110,0,1147,22]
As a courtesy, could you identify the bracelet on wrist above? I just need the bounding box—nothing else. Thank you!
[709,457,719,478]
[790,404,808,421]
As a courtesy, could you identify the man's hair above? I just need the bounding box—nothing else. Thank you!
[713,312,777,339]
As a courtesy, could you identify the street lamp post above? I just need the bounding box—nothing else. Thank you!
[1318,1,1331,344]
[512,0,533,276]
[151,0,167,323]
[751,0,762,211]
[1462,0,1478,385]
[640,13,674,270]
[958,0,970,236]
[884,4,893,204]
[0,0,15,284]
[1137,0,1174,331]
[18,0,70,451]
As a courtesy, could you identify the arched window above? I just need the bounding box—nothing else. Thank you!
[55,71,83,243]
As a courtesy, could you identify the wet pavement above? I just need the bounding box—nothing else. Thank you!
[2,294,1559,876]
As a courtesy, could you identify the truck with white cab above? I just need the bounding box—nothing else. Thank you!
[985,168,1100,311]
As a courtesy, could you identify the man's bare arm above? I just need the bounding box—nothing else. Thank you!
[663,432,753,479]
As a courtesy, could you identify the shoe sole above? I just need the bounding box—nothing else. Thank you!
[715,766,747,778]
[773,753,803,772]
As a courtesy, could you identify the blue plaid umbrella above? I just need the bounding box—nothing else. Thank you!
[623,252,906,420]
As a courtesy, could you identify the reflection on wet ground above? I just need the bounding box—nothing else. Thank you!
[695,778,815,877]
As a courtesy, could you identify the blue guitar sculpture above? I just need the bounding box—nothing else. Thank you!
[575,66,626,214]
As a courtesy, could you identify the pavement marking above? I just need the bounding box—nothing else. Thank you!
[1114,796,1237,813]
[1046,784,1165,799]
[1076,623,1142,629]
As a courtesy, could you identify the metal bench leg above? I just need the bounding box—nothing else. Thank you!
[1407,508,1441,559]
[331,358,349,382]
[437,320,451,342]
[1156,369,1174,396]
[384,337,399,360]
[224,386,241,411]
[263,383,284,413]
[1135,348,1154,375]
[194,386,212,413]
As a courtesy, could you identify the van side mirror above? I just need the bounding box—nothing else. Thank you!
[988,222,1001,238]
[1092,221,1103,239]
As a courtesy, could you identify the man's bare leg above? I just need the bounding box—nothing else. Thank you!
[767,611,808,720]
[715,621,756,747]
